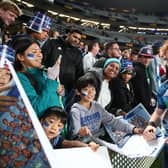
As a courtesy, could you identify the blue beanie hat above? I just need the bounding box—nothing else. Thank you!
[103,58,121,69]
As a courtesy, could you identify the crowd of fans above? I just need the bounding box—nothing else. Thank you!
[0,0,168,167]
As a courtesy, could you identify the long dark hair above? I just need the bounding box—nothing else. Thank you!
[11,35,37,71]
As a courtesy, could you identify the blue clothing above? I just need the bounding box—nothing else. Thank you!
[157,80,168,110]
[157,80,168,137]
[17,68,62,117]
[50,135,64,149]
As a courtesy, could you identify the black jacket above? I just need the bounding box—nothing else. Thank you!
[42,37,84,93]
[109,77,135,113]
[131,62,153,113]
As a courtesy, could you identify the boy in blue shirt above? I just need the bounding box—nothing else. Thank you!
[40,107,99,151]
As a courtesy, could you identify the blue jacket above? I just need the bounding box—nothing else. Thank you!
[17,68,62,117]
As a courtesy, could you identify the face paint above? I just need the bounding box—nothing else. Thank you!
[81,90,88,96]
[42,120,49,128]
[26,53,35,60]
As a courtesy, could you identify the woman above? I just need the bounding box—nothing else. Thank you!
[12,36,63,117]
[110,59,136,114]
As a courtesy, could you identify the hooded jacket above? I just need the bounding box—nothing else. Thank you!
[70,101,134,136]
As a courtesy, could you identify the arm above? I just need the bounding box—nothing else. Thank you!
[62,140,99,151]
[143,107,164,141]
[17,73,60,117]
[70,108,82,136]
[100,104,134,134]
[0,95,17,111]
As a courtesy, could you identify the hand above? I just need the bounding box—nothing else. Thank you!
[133,127,144,134]
[57,84,65,96]
[143,125,157,141]
[47,62,60,80]
[78,126,92,136]
[0,95,17,111]
[88,141,99,152]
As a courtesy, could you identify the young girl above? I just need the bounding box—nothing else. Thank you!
[12,35,64,117]
[70,74,143,139]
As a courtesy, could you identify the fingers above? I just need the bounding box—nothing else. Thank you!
[79,126,92,136]
[0,95,17,101]
[143,126,157,141]
[88,141,99,152]
[0,96,17,110]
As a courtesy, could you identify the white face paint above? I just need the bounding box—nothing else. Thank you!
[81,90,88,96]
[26,53,36,60]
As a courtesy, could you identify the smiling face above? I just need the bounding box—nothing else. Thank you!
[66,32,82,47]
[79,84,96,103]
[104,62,120,80]
[16,43,43,69]
[41,115,64,140]
[0,10,18,26]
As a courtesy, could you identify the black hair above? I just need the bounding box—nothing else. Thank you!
[76,74,97,92]
[87,40,100,52]
[40,107,67,125]
[105,41,118,53]
[11,35,38,71]
[68,28,82,35]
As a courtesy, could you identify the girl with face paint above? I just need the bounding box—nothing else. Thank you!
[12,36,64,117]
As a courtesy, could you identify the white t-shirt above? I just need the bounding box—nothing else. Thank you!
[97,79,111,108]
[83,52,96,72]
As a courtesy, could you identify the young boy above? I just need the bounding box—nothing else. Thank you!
[40,107,99,151]
[70,74,143,139]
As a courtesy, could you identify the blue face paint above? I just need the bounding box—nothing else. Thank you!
[27,53,35,60]
[42,121,49,128]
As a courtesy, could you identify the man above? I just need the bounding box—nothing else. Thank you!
[83,40,100,72]
[0,0,22,43]
[143,41,168,167]
[93,41,121,68]
[42,29,84,98]
[131,45,154,114]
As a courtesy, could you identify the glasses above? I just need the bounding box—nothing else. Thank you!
[111,48,120,51]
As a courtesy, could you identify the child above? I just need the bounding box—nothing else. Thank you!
[40,106,99,151]
[70,74,143,139]
[110,59,136,114]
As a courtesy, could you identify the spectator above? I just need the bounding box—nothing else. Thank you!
[12,36,63,117]
[148,41,163,96]
[40,106,99,151]
[0,44,17,112]
[83,40,100,72]
[110,59,136,114]
[0,0,22,43]
[25,11,51,48]
[131,45,154,114]
[94,41,121,68]
[70,74,142,139]
[42,29,84,105]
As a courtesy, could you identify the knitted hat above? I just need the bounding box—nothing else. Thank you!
[0,45,15,67]
[103,58,121,69]
[26,11,52,33]
[120,59,135,75]
[138,45,154,58]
